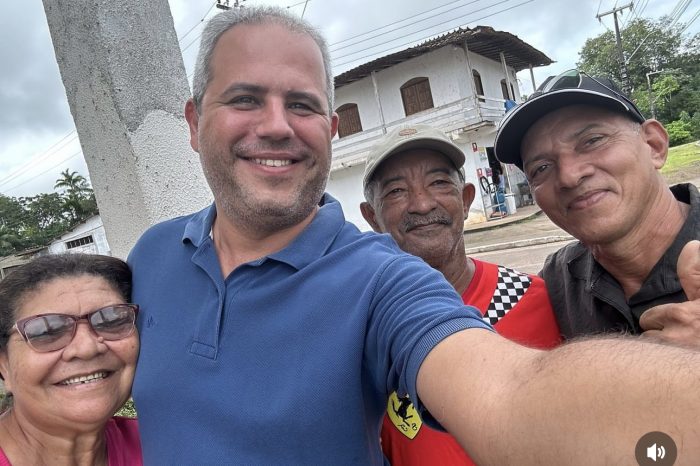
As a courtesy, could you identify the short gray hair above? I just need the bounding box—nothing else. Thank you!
[191,6,335,115]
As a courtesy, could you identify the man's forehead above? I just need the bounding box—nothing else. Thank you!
[215,21,321,58]
[375,149,456,181]
[521,105,630,154]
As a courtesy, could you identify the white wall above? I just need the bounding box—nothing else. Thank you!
[326,164,370,231]
[48,215,111,256]
[330,44,522,229]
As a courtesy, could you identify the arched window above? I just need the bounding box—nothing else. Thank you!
[400,77,434,116]
[472,70,485,102]
[336,103,363,138]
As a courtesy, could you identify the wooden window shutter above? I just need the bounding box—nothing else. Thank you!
[336,103,363,138]
[401,77,434,116]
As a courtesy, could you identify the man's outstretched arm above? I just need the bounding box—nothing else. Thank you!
[418,329,700,465]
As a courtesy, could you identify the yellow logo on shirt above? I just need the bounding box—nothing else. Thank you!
[386,391,422,439]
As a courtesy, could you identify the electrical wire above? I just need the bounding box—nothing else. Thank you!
[330,0,479,49]
[680,7,700,32]
[1,2,220,194]
[1,150,84,195]
[0,132,79,189]
[330,0,484,53]
[334,0,534,69]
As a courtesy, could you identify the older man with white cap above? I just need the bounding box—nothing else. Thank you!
[361,124,560,466]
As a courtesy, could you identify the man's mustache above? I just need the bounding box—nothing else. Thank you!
[402,213,452,231]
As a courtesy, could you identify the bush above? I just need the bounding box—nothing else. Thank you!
[691,112,700,140]
[666,119,693,146]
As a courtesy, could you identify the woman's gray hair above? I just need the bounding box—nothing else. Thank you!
[191,6,335,115]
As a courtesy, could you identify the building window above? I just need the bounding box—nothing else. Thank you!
[472,70,485,102]
[66,235,94,249]
[336,103,363,138]
[401,77,434,116]
[500,79,516,100]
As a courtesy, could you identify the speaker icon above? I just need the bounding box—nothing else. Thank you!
[646,443,666,461]
[636,431,676,465]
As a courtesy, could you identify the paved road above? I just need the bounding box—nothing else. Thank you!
[471,239,576,275]
[463,177,700,274]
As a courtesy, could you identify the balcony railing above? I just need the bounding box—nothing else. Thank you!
[330,95,511,171]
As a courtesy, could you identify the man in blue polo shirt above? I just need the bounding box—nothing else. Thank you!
[128,6,700,465]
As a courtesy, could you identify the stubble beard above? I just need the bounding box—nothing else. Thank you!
[399,210,459,269]
[201,140,330,235]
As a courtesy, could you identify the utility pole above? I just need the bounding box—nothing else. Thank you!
[216,0,245,10]
[646,71,661,119]
[597,2,633,94]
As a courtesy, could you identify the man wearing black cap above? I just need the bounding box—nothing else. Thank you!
[495,69,700,344]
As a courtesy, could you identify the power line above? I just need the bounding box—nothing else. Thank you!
[330,0,484,53]
[330,0,478,49]
[334,0,534,69]
[177,1,218,44]
[0,131,79,188]
[0,2,220,193]
[1,150,84,195]
[680,7,700,32]
[626,0,695,63]
[334,0,517,62]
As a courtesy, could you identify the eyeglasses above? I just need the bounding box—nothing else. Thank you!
[539,69,588,93]
[9,304,139,353]
[529,69,645,122]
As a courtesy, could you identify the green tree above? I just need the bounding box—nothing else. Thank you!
[0,170,98,256]
[19,193,70,248]
[0,195,27,255]
[666,111,695,146]
[0,194,25,231]
[53,169,98,224]
[0,224,20,256]
[577,17,700,125]
[54,169,91,197]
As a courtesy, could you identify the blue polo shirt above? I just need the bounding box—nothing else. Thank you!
[128,194,490,465]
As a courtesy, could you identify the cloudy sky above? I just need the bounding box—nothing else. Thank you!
[1,0,697,198]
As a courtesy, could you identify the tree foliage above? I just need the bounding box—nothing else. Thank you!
[577,16,700,135]
[0,170,99,257]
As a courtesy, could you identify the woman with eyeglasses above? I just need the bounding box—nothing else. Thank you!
[0,254,142,465]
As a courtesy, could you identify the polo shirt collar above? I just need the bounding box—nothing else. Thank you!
[267,193,345,270]
[182,203,217,248]
[180,193,345,270]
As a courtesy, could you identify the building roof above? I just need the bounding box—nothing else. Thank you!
[0,246,46,268]
[334,26,553,88]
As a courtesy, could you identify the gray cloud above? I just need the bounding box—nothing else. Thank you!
[0,0,696,197]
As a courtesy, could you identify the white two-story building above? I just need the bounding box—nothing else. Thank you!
[326,26,552,230]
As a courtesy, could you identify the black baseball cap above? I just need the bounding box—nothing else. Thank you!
[494,69,646,170]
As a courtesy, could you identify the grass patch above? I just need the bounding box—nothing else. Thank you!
[662,141,700,184]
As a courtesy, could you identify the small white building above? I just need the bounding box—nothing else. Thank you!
[327,26,552,230]
[48,215,111,256]
[0,216,111,283]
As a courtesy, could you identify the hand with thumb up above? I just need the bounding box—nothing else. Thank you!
[640,240,700,348]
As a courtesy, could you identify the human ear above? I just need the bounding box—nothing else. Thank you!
[184,99,201,153]
[641,120,669,170]
[360,202,383,233]
[462,183,476,218]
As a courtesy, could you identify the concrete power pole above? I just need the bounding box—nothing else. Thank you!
[42,0,212,258]
[597,2,633,94]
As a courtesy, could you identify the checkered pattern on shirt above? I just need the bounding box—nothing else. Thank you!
[483,265,532,325]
